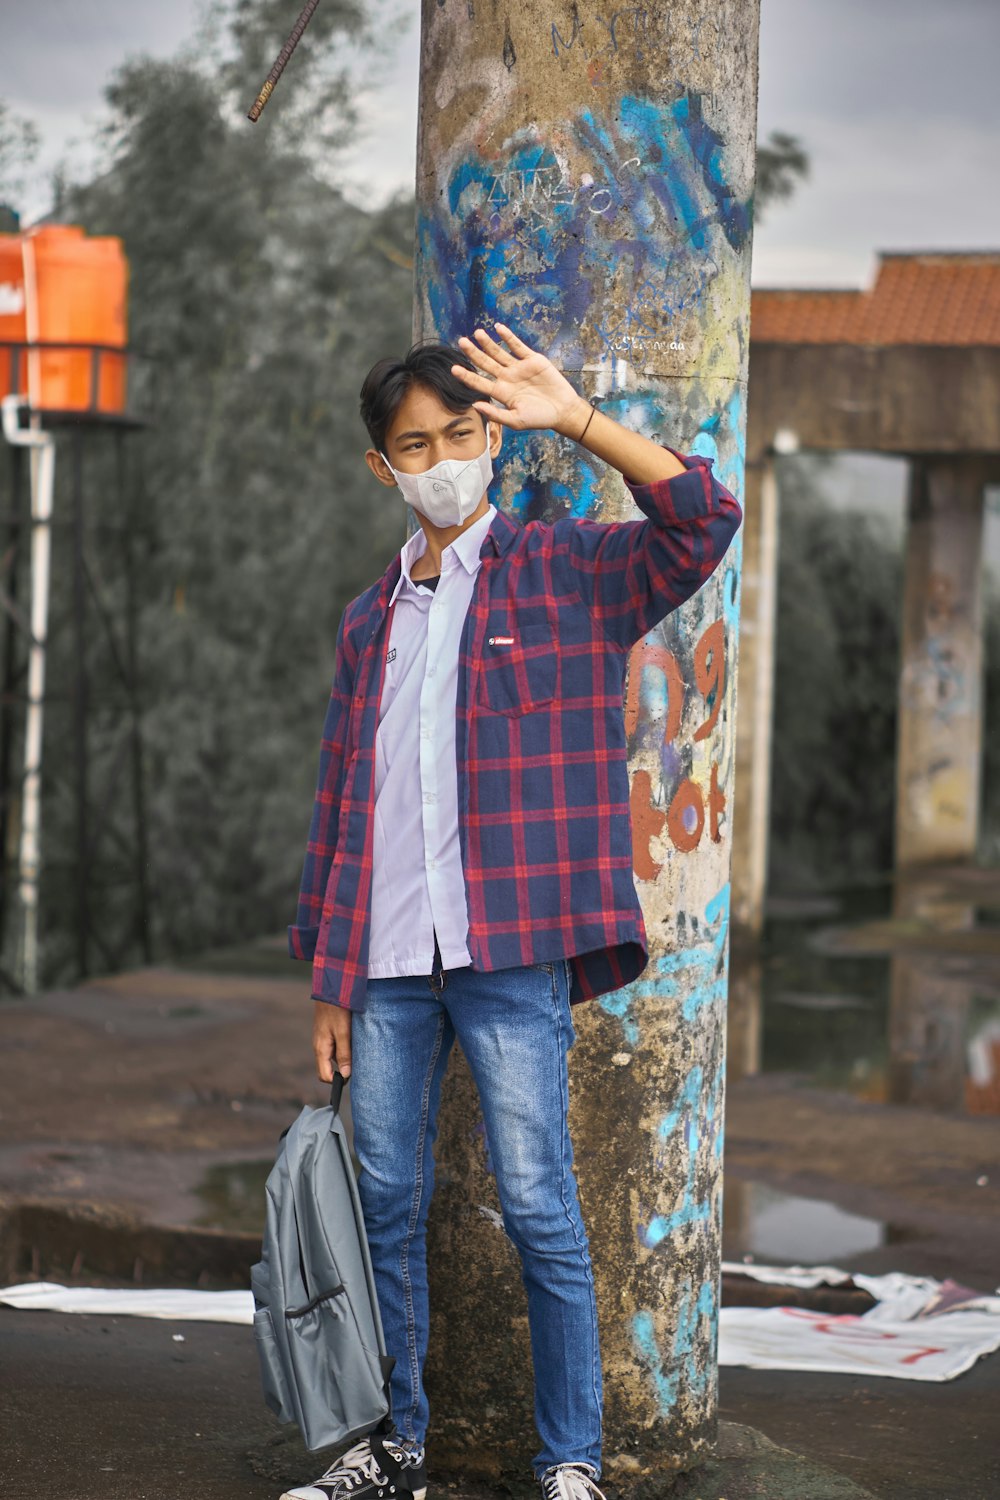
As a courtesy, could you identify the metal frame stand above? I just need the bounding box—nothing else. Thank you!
[0,404,151,992]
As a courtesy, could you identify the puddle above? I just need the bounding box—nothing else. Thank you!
[193,1159,273,1234]
[193,1140,363,1234]
[722,1179,897,1265]
[737,882,1000,1114]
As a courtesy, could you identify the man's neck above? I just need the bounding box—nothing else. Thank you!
[412,494,491,579]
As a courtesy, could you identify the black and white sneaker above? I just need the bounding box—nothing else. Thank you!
[281,1435,427,1500]
[538,1462,607,1500]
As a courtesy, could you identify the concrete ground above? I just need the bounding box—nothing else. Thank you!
[0,945,997,1499]
[2,1306,889,1500]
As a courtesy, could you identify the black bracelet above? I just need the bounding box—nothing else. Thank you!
[578,402,596,444]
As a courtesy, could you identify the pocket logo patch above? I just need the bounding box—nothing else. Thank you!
[488,636,514,646]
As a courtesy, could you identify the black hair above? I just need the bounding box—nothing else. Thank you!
[359,339,486,454]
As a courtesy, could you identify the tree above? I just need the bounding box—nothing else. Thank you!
[48,18,414,969]
[755,130,809,221]
[0,99,40,225]
[768,458,902,890]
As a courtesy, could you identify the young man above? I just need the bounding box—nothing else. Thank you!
[284,325,742,1500]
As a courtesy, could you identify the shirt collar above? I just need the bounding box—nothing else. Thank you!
[389,503,497,606]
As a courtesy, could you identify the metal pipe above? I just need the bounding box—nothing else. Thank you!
[1,395,56,993]
[0,441,27,955]
[118,432,152,963]
[71,428,89,978]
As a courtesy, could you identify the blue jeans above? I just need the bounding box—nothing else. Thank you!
[349,942,603,1478]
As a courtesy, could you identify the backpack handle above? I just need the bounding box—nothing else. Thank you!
[330,1071,348,1113]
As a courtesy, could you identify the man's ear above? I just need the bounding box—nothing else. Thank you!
[365,448,398,487]
[487,419,503,460]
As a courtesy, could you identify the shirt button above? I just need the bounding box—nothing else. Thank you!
[427,666,436,678]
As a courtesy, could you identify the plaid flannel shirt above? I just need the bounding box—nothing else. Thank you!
[289,447,743,1010]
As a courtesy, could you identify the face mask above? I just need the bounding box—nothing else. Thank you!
[381,436,493,528]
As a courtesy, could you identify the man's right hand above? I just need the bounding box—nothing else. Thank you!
[313,999,352,1082]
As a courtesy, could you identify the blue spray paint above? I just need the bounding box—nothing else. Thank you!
[416,91,752,516]
[611,882,731,1027]
[632,1275,716,1415]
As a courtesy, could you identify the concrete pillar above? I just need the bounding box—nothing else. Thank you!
[725,949,764,1083]
[889,459,989,1109]
[730,453,778,942]
[888,942,973,1109]
[889,867,978,1111]
[414,0,759,1484]
[894,458,988,869]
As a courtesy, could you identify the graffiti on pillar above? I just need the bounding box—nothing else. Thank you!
[600,882,730,1043]
[617,886,728,1409]
[548,4,730,69]
[551,5,655,63]
[631,1276,717,1416]
[625,615,728,874]
[638,1040,726,1241]
[417,90,751,523]
[630,1003,725,1401]
[901,570,973,724]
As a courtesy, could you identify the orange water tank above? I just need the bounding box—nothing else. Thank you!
[0,226,129,416]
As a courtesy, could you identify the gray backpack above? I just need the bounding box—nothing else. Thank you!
[251,1074,396,1454]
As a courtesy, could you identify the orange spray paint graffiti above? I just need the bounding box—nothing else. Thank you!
[627,617,729,876]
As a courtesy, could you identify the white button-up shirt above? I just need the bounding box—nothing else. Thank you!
[368,504,497,978]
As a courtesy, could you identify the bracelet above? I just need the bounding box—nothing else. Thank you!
[578,402,596,444]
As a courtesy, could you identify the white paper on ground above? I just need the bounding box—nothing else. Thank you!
[0,1281,254,1324]
[719,1261,1000,1381]
[721,1261,855,1289]
[3,1264,1000,1380]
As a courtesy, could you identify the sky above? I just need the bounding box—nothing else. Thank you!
[3,0,999,289]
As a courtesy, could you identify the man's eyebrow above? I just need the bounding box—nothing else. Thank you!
[393,415,474,441]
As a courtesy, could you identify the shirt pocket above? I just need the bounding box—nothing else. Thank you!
[477,621,557,716]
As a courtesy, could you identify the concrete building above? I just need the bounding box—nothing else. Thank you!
[733,250,1000,935]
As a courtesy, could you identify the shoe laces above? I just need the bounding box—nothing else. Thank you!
[540,1462,606,1500]
[317,1440,390,1492]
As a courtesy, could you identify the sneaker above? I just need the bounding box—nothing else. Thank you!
[281,1435,427,1500]
[538,1462,606,1500]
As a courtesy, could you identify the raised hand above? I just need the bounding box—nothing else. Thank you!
[451,324,592,439]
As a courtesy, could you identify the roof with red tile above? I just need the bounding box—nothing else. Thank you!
[751,252,1000,346]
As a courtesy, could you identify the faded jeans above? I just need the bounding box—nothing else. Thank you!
[349,937,603,1478]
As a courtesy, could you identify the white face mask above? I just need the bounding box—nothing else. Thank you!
[380,435,493,528]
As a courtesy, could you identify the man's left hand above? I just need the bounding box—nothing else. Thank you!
[451,324,591,440]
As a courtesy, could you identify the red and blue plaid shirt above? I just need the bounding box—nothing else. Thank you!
[289,448,742,1010]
